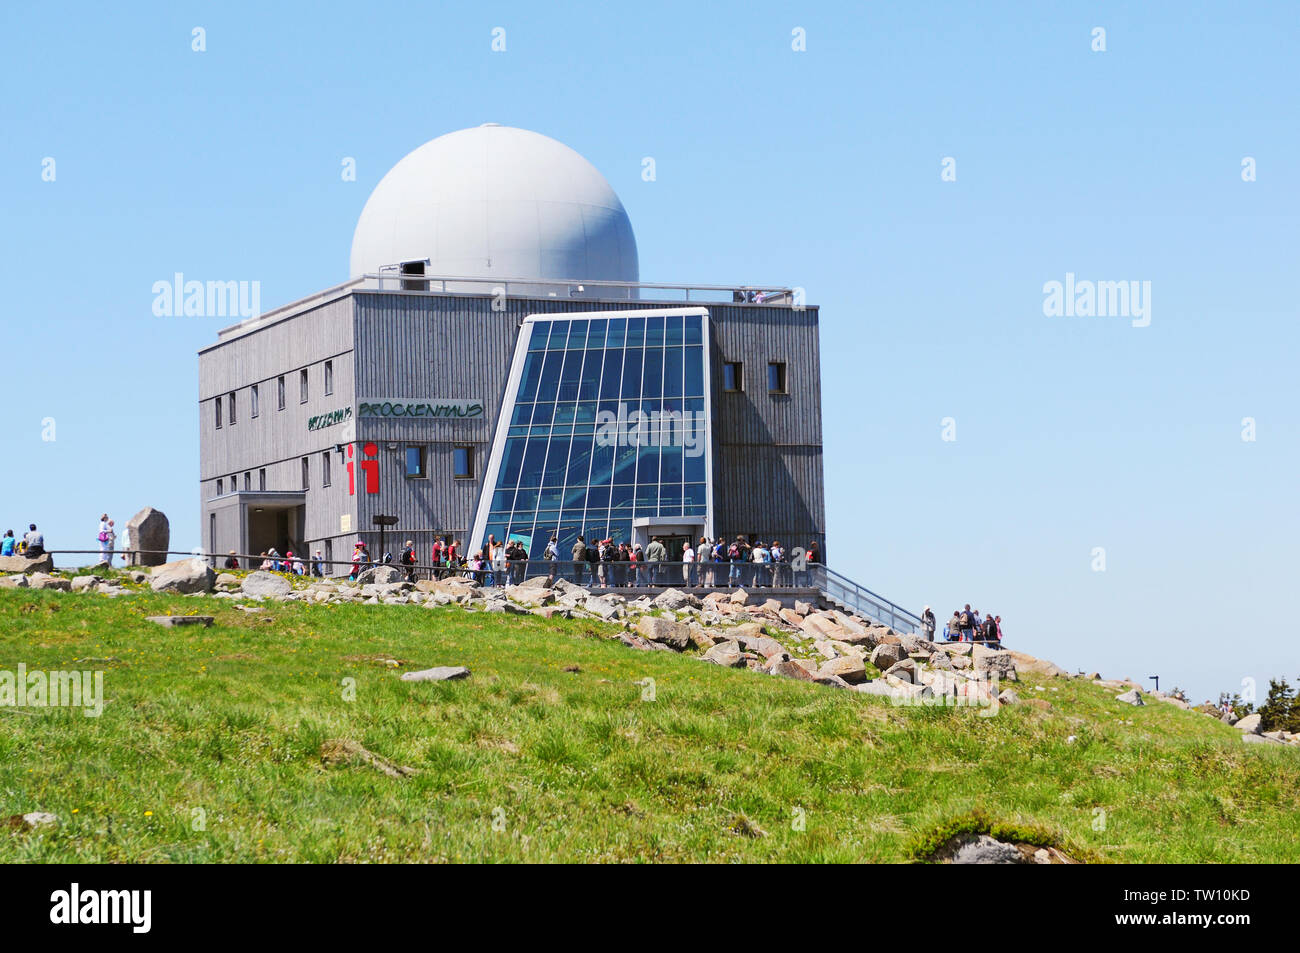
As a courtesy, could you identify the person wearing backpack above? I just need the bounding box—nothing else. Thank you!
[400,539,417,582]
[97,514,112,565]
[571,535,587,586]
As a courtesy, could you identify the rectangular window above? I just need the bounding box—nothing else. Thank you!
[244,471,251,491]
[259,468,267,491]
[324,539,333,573]
[301,457,310,490]
[228,392,236,425]
[300,369,309,403]
[405,445,426,478]
[767,362,787,394]
[251,384,259,418]
[324,360,334,395]
[454,446,474,479]
[277,375,286,410]
[216,478,224,495]
[723,362,743,392]
[209,513,216,554]
[215,398,222,429]
[322,451,332,487]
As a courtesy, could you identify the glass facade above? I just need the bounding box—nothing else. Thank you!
[476,312,710,557]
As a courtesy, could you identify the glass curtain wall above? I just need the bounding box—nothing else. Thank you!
[479,312,709,557]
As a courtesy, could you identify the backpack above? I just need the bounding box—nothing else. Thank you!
[401,548,415,565]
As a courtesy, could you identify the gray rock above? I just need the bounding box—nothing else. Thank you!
[583,595,623,620]
[126,506,170,567]
[0,574,29,589]
[869,642,906,670]
[215,572,241,589]
[1115,689,1145,707]
[241,570,293,599]
[884,658,919,684]
[356,565,402,585]
[637,616,691,650]
[146,615,214,628]
[149,558,214,594]
[997,689,1020,706]
[0,553,55,574]
[71,575,101,592]
[1235,713,1262,734]
[817,655,868,684]
[400,666,471,682]
[702,641,745,667]
[1242,733,1283,746]
[18,812,58,829]
[971,644,1018,682]
[653,588,700,611]
[948,834,1024,864]
[29,573,71,591]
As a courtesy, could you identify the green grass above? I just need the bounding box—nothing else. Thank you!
[1,579,1297,862]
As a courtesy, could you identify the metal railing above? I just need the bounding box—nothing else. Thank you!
[367,271,796,304]
[32,550,919,633]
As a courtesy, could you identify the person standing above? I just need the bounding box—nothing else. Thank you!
[646,536,667,585]
[97,514,111,565]
[104,519,117,567]
[311,550,324,577]
[571,534,587,586]
[682,540,696,586]
[921,606,936,640]
[804,540,820,587]
[544,535,559,580]
[769,540,785,587]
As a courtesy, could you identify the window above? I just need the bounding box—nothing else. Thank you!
[228,392,236,425]
[216,478,224,495]
[453,446,474,479]
[244,471,251,491]
[324,539,333,573]
[767,362,787,394]
[259,468,267,491]
[215,398,222,429]
[301,457,310,490]
[277,376,286,410]
[251,384,259,418]
[300,369,308,403]
[723,362,743,392]
[324,360,333,395]
[322,451,332,487]
[209,513,216,555]
[405,445,427,478]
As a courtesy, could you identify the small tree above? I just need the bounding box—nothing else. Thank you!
[1256,678,1300,733]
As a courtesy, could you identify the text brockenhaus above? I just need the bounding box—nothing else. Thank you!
[0,664,103,717]
[50,884,151,933]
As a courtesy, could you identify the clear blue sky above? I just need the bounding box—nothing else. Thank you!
[1,1,1295,701]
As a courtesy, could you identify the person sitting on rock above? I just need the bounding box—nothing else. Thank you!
[0,530,14,557]
[224,550,240,570]
[23,524,45,558]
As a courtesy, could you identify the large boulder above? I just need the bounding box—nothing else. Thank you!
[1115,689,1145,707]
[149,557,214,594]
[768,659,815,682]
[971,644,1018,682]
[702,641,745,667]
[637,616,691,650]
[0,554,54,574]
[29,573,71,591]
[817,655,867,684]
[127,507,170,567]
[1007,650,1069,678]
[653,588,701,611]
[869,642,907,671]
[1235,713,1262,735]
[400,666,470,682]
[241,570,293,599]
[356,565,402,585]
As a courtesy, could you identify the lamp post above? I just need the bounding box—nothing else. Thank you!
[373,515,398,564]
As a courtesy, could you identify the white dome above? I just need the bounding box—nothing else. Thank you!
[349,124,639,292]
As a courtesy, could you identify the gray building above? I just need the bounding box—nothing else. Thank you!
[197,125,826,577]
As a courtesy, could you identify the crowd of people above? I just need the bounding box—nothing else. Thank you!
[918,603,1005,645]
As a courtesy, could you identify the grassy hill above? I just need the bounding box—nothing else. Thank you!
[2,578,1297,863]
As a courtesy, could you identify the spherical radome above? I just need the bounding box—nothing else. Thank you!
[349,125,639,290]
